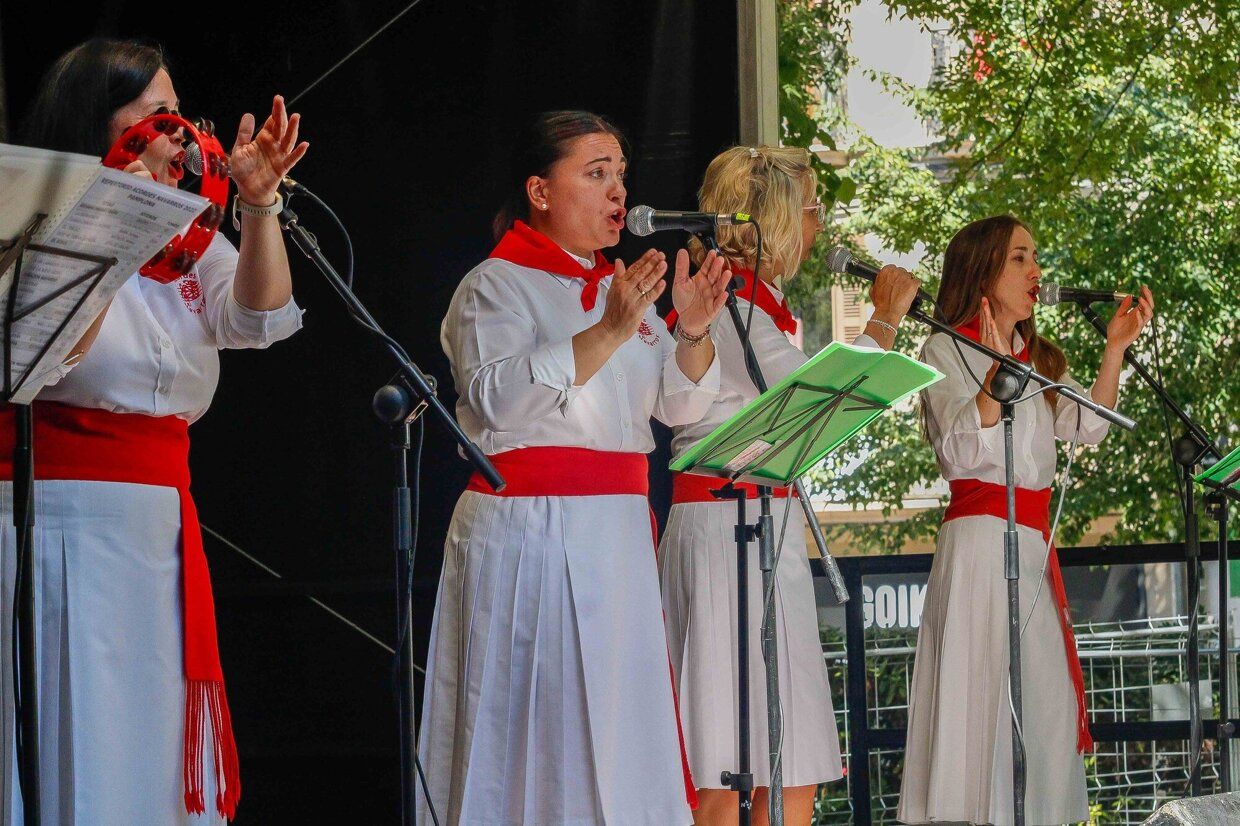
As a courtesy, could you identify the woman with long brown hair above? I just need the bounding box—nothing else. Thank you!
[898,215,1152,824]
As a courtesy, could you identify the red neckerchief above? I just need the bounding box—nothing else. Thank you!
[954,315,1029,362]
[490,220,615,311]
[665,267,796,335]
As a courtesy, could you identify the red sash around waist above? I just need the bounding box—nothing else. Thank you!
[466,446,649,497]
[0,402,240,818]
[944,478,1093,753]
[464,445,699,808]
[671,471,791,503]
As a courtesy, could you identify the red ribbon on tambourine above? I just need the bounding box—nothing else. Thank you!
[103,113,230,284]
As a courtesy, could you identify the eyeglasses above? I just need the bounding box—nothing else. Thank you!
[803,201,827,225]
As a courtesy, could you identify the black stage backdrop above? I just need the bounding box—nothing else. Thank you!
[1,2,739,821]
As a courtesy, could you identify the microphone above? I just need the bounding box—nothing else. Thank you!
[824,246,935,309]
[183,142,302,192]
[625,204,751,237]
[1037,282,1129,306]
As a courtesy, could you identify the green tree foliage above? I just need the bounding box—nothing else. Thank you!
[779,0,857,208]
[781,0,1240,550]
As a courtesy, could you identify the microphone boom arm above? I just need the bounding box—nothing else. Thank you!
[1072,301,1219,459]
[904,296,1138,430]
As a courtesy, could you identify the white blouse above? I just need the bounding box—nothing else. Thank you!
[920,330,1113,490]
[441,255,721,456]
[670,285,879,460]
[39,234,303,423]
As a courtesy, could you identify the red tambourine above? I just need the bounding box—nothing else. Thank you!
[103,113,230,284]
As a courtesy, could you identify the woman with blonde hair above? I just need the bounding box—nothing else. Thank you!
[897,215,1153,824]
[659,144,922,824]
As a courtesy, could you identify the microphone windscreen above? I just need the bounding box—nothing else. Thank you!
[183,142,204,176]
[625,205,655,237]
[825,245,855,274]
[1037,282,1062,306]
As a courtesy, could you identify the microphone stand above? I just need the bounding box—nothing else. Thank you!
[693,232,848,826]
[1071,299,1227,793]
[278,198,504,826]
[839,275,1136,826]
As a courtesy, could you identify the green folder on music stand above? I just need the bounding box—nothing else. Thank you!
[670,341,944,485]
[1197,446,1240,498]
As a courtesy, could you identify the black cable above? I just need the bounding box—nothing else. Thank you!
[289,185,355,288]
[1149,311,1188,521]
[281,185,443,825]
[395,418,424,651]
[950,333,1009,403]
[1150,310,1205,784]
[283,188,419,371]
[744,222,762,340]
[10,479,29,776]
[414,751,441,826]
[396,416,438,826]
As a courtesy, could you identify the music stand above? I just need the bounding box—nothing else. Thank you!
[671,341,942,824]
[1,213,117,825]
[1197,445,1240,785]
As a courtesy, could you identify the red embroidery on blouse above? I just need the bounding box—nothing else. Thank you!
[178,272,205,314]
[638,319,660,347]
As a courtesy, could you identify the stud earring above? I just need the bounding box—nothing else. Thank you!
[540,203,549,210]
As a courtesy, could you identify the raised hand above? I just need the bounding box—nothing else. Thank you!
[600,249,667,341]
[229,95,310,205]
[979,296,1012,359]
[671,249,731,335]
[1105,285,1154,351]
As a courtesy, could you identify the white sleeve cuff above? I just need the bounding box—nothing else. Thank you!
[222,294,304,348]
[941,399,1003,462]
[528,337,582,410]
[663,347,721,394]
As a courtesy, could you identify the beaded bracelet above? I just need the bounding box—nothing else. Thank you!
[867,317,898,336]
[674,323,711,347]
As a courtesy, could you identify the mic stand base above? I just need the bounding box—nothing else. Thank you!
[1073,300,1225,795]
[13,403,40,826]
[374,388,421,826]
[716,485,756,826]
[757,486,784,825]
[1181,442,1205,796]
[279,196,508,826]
[1206,488,1234,791]
[994,364,1031,826]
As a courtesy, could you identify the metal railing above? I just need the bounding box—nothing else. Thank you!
[819,541,1238,824]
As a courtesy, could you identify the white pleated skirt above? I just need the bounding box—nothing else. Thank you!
[416,490,694,826]
[0,480,223,826]
[658,498,843,790]
[898,515,1087,826]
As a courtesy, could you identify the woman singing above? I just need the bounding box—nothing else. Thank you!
[420,110,732,825]
[898,215,1153,824]
[659,145,922,825]
[3,39,307,823]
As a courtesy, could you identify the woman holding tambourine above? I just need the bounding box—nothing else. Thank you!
[1,39,307,823]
